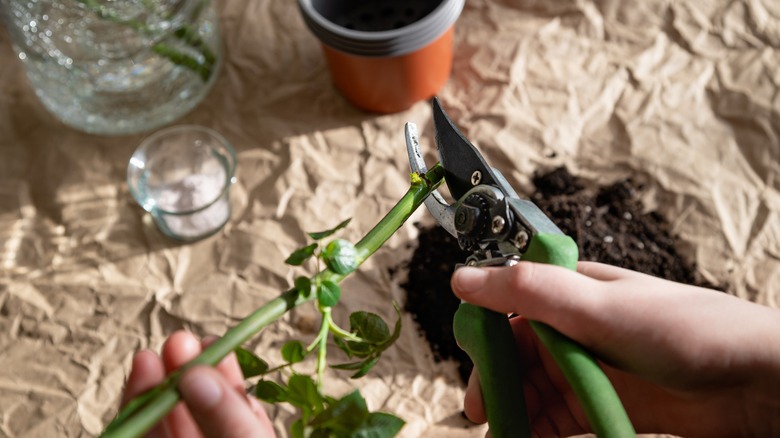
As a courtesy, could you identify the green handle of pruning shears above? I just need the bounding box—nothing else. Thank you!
[454,233,635,438]
[453,302,530,436]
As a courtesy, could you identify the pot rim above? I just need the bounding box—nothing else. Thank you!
[298,0,464,57]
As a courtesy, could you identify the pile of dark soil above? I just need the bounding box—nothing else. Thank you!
[399,167,719,384]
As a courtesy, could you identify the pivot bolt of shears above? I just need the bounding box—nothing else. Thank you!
[512,230,530,250]
[471,170,482,186]
[491,215,505,234]
[455,204,481,234]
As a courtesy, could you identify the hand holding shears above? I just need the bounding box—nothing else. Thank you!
[406,98,635,437]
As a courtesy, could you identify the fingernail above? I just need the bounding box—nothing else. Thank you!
[180,367,223,410]
[454,267,489,294]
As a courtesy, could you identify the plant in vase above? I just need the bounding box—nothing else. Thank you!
[0,0,221,135]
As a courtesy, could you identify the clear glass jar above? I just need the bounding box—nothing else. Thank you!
[127,125,236,241]
[0,0,221,135]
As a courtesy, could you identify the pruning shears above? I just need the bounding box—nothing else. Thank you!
[405,98,635,437]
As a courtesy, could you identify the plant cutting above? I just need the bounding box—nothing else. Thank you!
[101,164,447,438]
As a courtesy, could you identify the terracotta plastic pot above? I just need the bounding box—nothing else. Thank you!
[299,0,464,114]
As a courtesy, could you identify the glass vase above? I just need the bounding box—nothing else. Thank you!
[0,0,221,136]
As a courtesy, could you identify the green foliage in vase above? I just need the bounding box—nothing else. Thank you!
[75,0,217,81]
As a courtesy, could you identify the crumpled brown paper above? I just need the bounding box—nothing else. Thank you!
[1,0,778,436]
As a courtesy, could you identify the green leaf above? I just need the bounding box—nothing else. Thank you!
[331,357,379,378]
[317,280,341,307]
[308,218,351,240]
[291,419,305,438]
[152,43,212,81]
[322,239,358,275]
[350,357,379,379]
[282,340,307,364]
[310,390,369,434]
[334,336,373,359]
[334,336,353,358]
[310,429,331,438]
[324,394,338,406]
[346,341,373,358]
[255,380,288,403]
[285,243,318,266]
[295,276,314,298]
[378,302,403,350]
[173,25,217,65]
[350,311,391,344]
[234,347,269,378]
[287,374,324,415]
[331,360,368,371]
[352,412,405,438]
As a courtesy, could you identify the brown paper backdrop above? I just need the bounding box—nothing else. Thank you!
[1,0,779,436]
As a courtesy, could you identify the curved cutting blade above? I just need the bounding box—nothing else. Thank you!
[405,122,458,237]
[432,97,502,200]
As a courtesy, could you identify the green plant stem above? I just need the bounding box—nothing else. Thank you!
[101,164,445,438]
[316,309,331,391]
[306,323,325,353]
[152,42,212,81]
[264,363,291,375]
[327,315,365,342]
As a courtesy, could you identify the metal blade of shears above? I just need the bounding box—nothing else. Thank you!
[405,121,458,237]
[432,97,501,200]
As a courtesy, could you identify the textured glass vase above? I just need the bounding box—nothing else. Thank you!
[1,0,221,135]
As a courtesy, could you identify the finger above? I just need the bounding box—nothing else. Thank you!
[576,261,636,281]
[512,324,574,429]
[201,336,245,392]
[530,413,559,438]
[201,337,275,432]
[123,350,165,405]
[180,366,275,438]
[162,331,202,373]
[247,394,276,434]
[508,316,539,368]
[452,263,605,327]
[463,368,486,424]
[161,331,204,438]
[526,354,587,436]
[122,351,167,438]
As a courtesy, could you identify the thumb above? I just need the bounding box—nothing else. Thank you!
[179,366,274,438]
[451,262,605,332]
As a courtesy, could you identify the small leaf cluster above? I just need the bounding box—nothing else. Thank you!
[235,219,404,437]
[285,219,357,309]
[254,376,403,438]
[333,305,402,379]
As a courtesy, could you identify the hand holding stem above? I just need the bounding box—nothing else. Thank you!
[123,331,275,438]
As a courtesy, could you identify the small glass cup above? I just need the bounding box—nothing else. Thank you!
[127,125,236,241]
